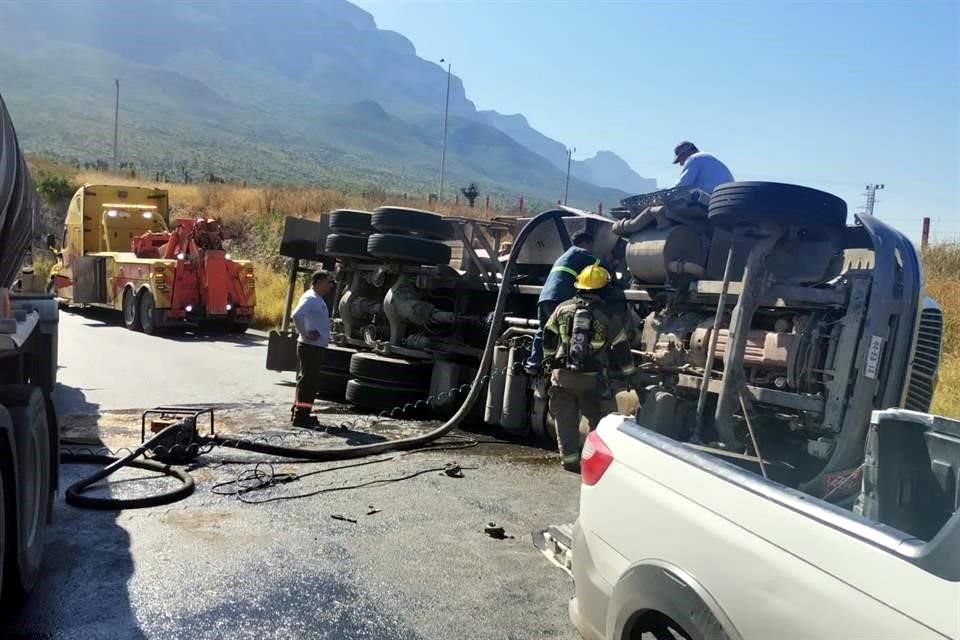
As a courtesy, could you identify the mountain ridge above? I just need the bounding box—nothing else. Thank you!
[0,0,655,205]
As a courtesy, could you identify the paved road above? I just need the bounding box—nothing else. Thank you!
[7,309,583,640]
[52,309,294,413]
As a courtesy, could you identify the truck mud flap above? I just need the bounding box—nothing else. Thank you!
[266,330,298,372]
[280,216,331,263]
[532,523,575,577]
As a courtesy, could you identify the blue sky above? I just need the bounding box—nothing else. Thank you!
[354,0,960,242]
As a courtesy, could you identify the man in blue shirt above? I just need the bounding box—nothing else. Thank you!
[524,231,598,374]
[290,269,333,427]
[672,141,734,193]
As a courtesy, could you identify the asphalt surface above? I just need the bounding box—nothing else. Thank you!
[6,308,583,640]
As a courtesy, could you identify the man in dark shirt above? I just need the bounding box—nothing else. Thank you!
[524,231,597,374]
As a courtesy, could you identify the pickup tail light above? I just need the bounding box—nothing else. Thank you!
[581,431,614,486]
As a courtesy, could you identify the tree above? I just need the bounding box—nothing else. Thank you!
[461,182,479,207]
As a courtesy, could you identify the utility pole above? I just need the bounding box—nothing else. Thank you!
[861,183,885,217]
[113,78,120,170]
[563,146,575,205]
[438,60,452,201]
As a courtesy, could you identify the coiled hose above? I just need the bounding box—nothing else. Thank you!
[62,423,195,510]
[63,209,572,507]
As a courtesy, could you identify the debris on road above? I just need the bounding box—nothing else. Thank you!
[484,522,513,540]
[331,513,358,523]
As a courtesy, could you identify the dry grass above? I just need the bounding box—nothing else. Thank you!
[252,263,292,330]
[924,244,960,418]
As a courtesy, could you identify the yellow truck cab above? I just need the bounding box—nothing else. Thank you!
[51,184,255,334]
[51,185,176,331]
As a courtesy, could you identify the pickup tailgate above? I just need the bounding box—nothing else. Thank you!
[578,416,956,640]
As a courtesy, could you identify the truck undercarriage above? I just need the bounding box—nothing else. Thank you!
[268,183,943,501]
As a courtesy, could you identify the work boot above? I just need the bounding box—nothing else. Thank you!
[292,413,321,428]
[561,453,581,474]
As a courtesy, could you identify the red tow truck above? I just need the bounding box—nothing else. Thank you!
[50,185,256,334]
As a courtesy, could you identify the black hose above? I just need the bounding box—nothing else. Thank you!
[58,210,574,509]
[208,209,573,462]
[61,423,195,510]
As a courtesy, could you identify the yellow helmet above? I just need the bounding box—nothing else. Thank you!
[575,262,610,290]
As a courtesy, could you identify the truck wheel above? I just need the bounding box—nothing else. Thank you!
[324,233,370,259]
[372,207,452,240]
[318,345,357,374]
[707,182,847,231]
[0,388,51,598]
[349,352,433,387]
[315,369,349,400]
[0,437,8,605]
[138,291,162,335]
[329,209,373,234]
[228,322,250,335]
[345,379,427,412]
[367,234,451,265]
[122,287,141,331]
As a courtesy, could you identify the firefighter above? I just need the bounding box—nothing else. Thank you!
[542,262,636,472]
[524,231,598,374]
[290,270,334,427]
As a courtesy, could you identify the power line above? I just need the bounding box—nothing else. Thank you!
[858,183,885,217]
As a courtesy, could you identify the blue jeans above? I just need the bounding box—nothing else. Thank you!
[526,300,560,371]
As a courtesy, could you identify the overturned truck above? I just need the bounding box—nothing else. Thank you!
[267,183,942,501]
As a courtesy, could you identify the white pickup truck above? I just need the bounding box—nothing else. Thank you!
[564,409,960,640]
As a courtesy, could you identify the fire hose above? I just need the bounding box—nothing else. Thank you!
[63,209,580,509]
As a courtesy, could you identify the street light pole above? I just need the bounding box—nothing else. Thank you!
[438,60,451,201]
[113,78,120,170]
[563,146,575,205]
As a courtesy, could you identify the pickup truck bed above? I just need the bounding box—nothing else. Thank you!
[569,412,960,640]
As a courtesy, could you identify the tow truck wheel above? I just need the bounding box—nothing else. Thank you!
[0,387,51,598]
[122,287,141,331]
[228,322,250,335]
[138,291,161,335]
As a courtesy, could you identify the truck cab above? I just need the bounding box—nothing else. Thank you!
[51,185,255,334]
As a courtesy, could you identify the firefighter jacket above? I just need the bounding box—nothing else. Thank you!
[542,293,636,379]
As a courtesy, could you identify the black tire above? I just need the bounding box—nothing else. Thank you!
[138,290,162,335]
[329,209,372,234]
[315,369,349,400]
[367,233,451,265]
[372,207,452,240]
[0,433,9,606]
[349,352,433,387]
[324,233,370,259]
[0,387,51,598]
[318,345,357,373]
[228,322,250,335]
[122,287,140,331]
[707,181,847,231]
[345,378,427,412]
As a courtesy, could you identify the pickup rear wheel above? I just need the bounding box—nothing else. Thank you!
[122,287,141,331]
